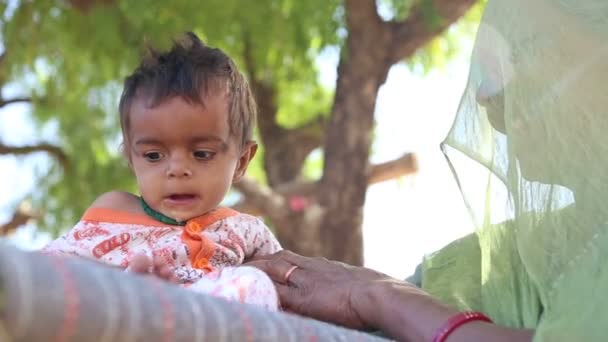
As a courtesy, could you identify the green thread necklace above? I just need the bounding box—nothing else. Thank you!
[140,197,186,226]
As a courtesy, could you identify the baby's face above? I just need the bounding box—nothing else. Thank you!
[126,94,243,222]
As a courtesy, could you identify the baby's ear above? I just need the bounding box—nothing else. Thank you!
[232,141,258,183]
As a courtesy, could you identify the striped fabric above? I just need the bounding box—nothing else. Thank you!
[0,243,390,341]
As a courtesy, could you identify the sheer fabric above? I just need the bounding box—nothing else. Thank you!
[423,0,608,340]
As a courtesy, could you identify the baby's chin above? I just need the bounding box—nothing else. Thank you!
[164,209,214,223]
[163,209,196,223]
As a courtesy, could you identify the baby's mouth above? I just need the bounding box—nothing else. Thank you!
[166,194,197,202]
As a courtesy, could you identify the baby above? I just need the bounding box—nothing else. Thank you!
[43,32,281,310]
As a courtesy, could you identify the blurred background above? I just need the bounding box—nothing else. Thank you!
[0,0,485,279]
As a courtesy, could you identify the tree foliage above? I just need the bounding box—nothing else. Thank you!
[2,0,339,231]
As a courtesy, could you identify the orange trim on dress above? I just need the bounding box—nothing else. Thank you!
[81,206,240,272]
[82,208,169,227]
[181,207,239,272]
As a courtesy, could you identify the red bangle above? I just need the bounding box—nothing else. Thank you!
[432,311,493,342]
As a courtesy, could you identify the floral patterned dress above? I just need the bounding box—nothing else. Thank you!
[43,207,282,310]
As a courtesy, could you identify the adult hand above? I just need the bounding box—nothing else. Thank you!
[245,250,401,330]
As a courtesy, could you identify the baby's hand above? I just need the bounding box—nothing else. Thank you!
[125,253,178,283]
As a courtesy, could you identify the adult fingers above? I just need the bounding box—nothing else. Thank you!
[275,250,316,268]
[246,253,273,262]
[275,283,306,312]
[245,257,296,285]
[248,250,311,267]
[276,251,341,276]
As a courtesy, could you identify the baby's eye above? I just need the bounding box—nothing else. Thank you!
[143,151,163,162]
[193,150,215,160]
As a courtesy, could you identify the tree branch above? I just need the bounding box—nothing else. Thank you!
[291,116,326,148]
[368,152,418,184]
[0,207,40,236]
[275,180,319,198]
[276,153,418,196]
[232,178,317,217]
[242,32,282,136]
[234,153,418,217]
[231,176,289,220]
[387,0,478,63]
[231,200,263,217]
[0,97,31,107]
[345,0,384,38]
[0,142,68,167]
[68,0,114,13]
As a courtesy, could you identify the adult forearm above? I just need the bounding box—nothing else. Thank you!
[364,281,534,342]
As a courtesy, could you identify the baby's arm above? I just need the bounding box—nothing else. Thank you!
[239,214,282,258]
[42,191,140,262]
[88,190,143,213]
[41,221,90,257]
[199,213,281,267]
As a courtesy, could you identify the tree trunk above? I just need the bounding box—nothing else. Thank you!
[238,0,478,265]
[249,79,326,257]
[272,213,323,257]
[317,0,392,265]
[318,62,390,265]
[252,80,324,187]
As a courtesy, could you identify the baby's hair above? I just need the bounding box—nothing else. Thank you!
[119,32,256,150]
